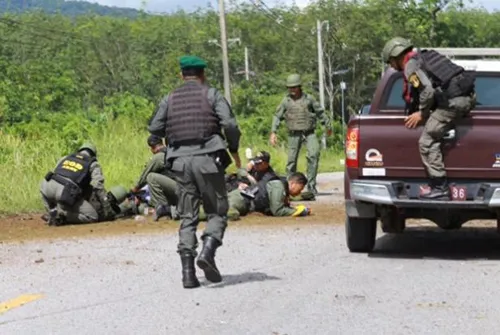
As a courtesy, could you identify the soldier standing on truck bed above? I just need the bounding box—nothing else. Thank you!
[382,37,476,200]
[148,55,242,289]
[269,74,331,197]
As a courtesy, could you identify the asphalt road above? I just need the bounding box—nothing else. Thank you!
[2,172,500,334]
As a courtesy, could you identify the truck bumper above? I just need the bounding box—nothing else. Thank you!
[345,199,376,218]
[349,180,500,209]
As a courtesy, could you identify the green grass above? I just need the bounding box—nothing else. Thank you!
[0,118,344,214]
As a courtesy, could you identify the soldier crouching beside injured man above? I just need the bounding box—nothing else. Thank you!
[40,143,129,226]
[129,134,179,221]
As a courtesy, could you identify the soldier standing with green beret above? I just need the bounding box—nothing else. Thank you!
[148,55,242,289]
[269,74,331,196]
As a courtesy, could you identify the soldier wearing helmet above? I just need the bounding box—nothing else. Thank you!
[382,37,476,200]
[40,142,117,226]
[269,73,331,197]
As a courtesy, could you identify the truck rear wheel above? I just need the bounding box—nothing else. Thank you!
[345,217,377,253]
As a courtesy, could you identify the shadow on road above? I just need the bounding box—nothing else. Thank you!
[369,226,500,260]
[203,272,281,288]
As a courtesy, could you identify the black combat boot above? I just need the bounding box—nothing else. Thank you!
[196,236,222,283]
[47,209,65,226]
[41,213,50,223]
[153,204,171,222]
[180,252,200,289]
[419,177,450,200]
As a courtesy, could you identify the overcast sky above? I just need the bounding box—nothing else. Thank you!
[88,0,500,13]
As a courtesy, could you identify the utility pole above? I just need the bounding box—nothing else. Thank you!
[218,0,232,105]
[245,47,249,81]
[235,46,255,80]
[317,20,328,109]
[317,20,329,149]
[332,69,350,148]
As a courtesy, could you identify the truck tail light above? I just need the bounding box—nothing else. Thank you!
[345,126,359,168]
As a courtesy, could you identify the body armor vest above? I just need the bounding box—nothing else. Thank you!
[411,49,475,107]
[412,50,464,89]
[166,81,220,146]
[253,170,284,213]
[250,166,276,183]
[284,95,315,131]
[53,153,95,187]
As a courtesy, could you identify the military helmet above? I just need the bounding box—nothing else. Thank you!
[78,142,97,156]
[381,37,413,63]
[108,185,129,204]
[286,74,302,87]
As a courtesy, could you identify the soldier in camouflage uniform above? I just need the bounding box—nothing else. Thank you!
[228,172,311,219]
[382,37,476,200]
[40,143,116,226]
[130,135,178,221]
[148,55,242,289]
[270,74,331,196]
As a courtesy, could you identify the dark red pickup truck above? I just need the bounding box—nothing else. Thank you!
[344,55,500,252]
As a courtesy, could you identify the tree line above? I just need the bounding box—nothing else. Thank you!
[0,0,499,145]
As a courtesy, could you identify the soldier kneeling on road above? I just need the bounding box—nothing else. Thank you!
[40,143,118,226]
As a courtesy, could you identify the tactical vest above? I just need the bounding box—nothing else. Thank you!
[412,50,464,89]
[412,50,475,106]
[253,170,284,213]
[166,81,221,146]
[284,94,315,131]
[250,166,276,183]
[53,153,95,188]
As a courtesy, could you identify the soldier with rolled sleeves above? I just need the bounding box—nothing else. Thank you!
[40,143,116,226]
[382,37,476,200]
[269,74,331,196]
[148,55,242,289]
[130,135,178,221]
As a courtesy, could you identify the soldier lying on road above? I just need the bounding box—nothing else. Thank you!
[200,171,312,221]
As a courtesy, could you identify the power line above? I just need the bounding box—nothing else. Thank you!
[250,0,313,41]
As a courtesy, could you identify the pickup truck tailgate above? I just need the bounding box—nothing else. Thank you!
[358,114,500,179]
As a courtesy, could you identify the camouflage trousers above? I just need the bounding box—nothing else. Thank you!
[286,130,320,192]
[418,96,474,178]
[170,154,229,256]
[40,179,99,224]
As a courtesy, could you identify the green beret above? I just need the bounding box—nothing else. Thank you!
[179,55,207,70]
